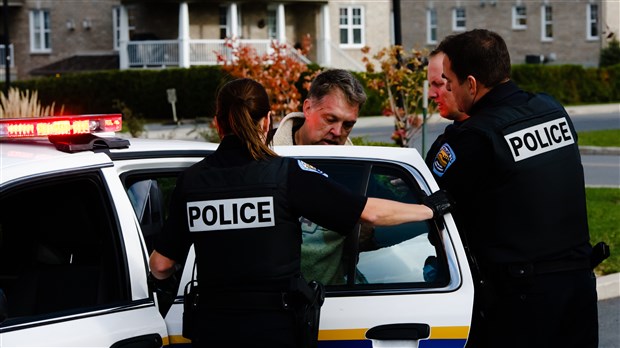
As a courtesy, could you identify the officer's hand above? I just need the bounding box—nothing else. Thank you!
[421,190,454,219]
[149,271,179,294]
[148,271,180,316]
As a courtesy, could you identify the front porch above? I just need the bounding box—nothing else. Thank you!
[118,1,327,69]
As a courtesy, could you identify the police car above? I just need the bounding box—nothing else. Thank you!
[0,115,473,347]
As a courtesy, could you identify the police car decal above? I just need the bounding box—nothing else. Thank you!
[432,143,456,177]
[298,159,328,177]
[187,196,275,231]
[504,117,574,162]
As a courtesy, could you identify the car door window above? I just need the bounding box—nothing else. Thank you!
[356,165,447,286]
[126,175,178,253]
[302,160,448,290]
[0,174,128,323]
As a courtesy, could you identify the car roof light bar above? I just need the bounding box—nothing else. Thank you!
[0,114,122,138]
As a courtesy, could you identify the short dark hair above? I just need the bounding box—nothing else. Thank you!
[308,69,367,109]
[437,29,511,88]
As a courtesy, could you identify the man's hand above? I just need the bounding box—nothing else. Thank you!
[422,190,454,219]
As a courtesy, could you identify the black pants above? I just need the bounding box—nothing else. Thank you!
[467,268,598,348]
[190,308,297,348]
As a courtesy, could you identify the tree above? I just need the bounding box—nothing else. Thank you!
[361,45,432,147]
[216,36,317,120]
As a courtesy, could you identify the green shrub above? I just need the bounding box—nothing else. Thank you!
[600,38,620,67]
[512,64,620,105]
[0,63,617,121]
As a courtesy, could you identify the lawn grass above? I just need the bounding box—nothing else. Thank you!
[578,129,620,147]
[587,188,620,275]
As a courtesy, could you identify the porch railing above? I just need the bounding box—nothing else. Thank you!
[0,44,15,68]
[125,39,308,68]
[127,40,179,67]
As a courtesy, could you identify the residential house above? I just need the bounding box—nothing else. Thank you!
[116,0,391,71]
[0,0,392,81]
[0,0,613,82]
[400,0,608,67]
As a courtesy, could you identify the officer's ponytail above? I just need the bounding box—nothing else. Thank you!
[215,78,278,160]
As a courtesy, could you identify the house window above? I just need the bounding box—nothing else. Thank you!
[586,3,599,40]
[541,5,553,41]
[452,8,466,32]
[512,5,527,30]
[339,6,364,47]
[219,6,228,39]
[267,7,277,40]
[113,7,121,50]
[29,9,51,53]
[427,8,437,44]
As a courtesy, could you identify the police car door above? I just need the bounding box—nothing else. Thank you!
[110,142,217,346]
[0,154,167,347]
[277,145,475,348]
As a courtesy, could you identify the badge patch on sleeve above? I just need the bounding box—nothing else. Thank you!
[297,160,328,177]
[432,144,456,177]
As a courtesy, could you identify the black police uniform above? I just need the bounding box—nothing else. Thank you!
[155,135,366,348]
[427,81,598,348]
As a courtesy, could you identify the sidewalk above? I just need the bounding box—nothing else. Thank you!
[355,102,620,127]
[598,273,620,300]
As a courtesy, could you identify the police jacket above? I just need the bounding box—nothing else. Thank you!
[155,135,366,292]
[428,81,591,267]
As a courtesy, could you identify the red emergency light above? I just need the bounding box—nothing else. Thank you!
[0,114,122,138]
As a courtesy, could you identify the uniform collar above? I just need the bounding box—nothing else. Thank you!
[469,80,520,116]
[212,135,254,166]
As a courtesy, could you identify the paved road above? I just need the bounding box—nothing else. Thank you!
[599,296,620,348]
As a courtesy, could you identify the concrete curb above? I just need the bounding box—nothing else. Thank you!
[597,273,620,300]
[565,103,620,116]
[579,146,620,156]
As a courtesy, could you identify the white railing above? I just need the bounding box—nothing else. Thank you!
[126,39,309,67]
[189,39,272,65]
[189,39,227,65]
[127,40,179,67]
[0,44,14,68]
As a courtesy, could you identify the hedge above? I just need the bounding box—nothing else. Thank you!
[2,63,618,120]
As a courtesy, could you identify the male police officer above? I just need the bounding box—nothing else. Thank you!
[432,29,598,348]
[424,48,469,168]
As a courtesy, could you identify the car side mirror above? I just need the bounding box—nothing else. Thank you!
[0,289,8,323]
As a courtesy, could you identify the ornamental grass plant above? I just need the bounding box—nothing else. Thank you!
[0,87,63,118]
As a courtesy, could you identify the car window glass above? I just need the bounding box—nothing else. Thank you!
[300,160,448,290]
[126,176,177,253]
[356,165,447,286]
[0,175,127,323]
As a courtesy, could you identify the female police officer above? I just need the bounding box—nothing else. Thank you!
[149,78,452,348]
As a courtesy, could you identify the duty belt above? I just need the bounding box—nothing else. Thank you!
[201,291,295,311]
[499,258,592,278]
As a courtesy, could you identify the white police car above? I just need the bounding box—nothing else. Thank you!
[0,115,473,347]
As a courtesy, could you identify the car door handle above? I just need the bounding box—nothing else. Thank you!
[110,334,162,348]
[366,323,431,340]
